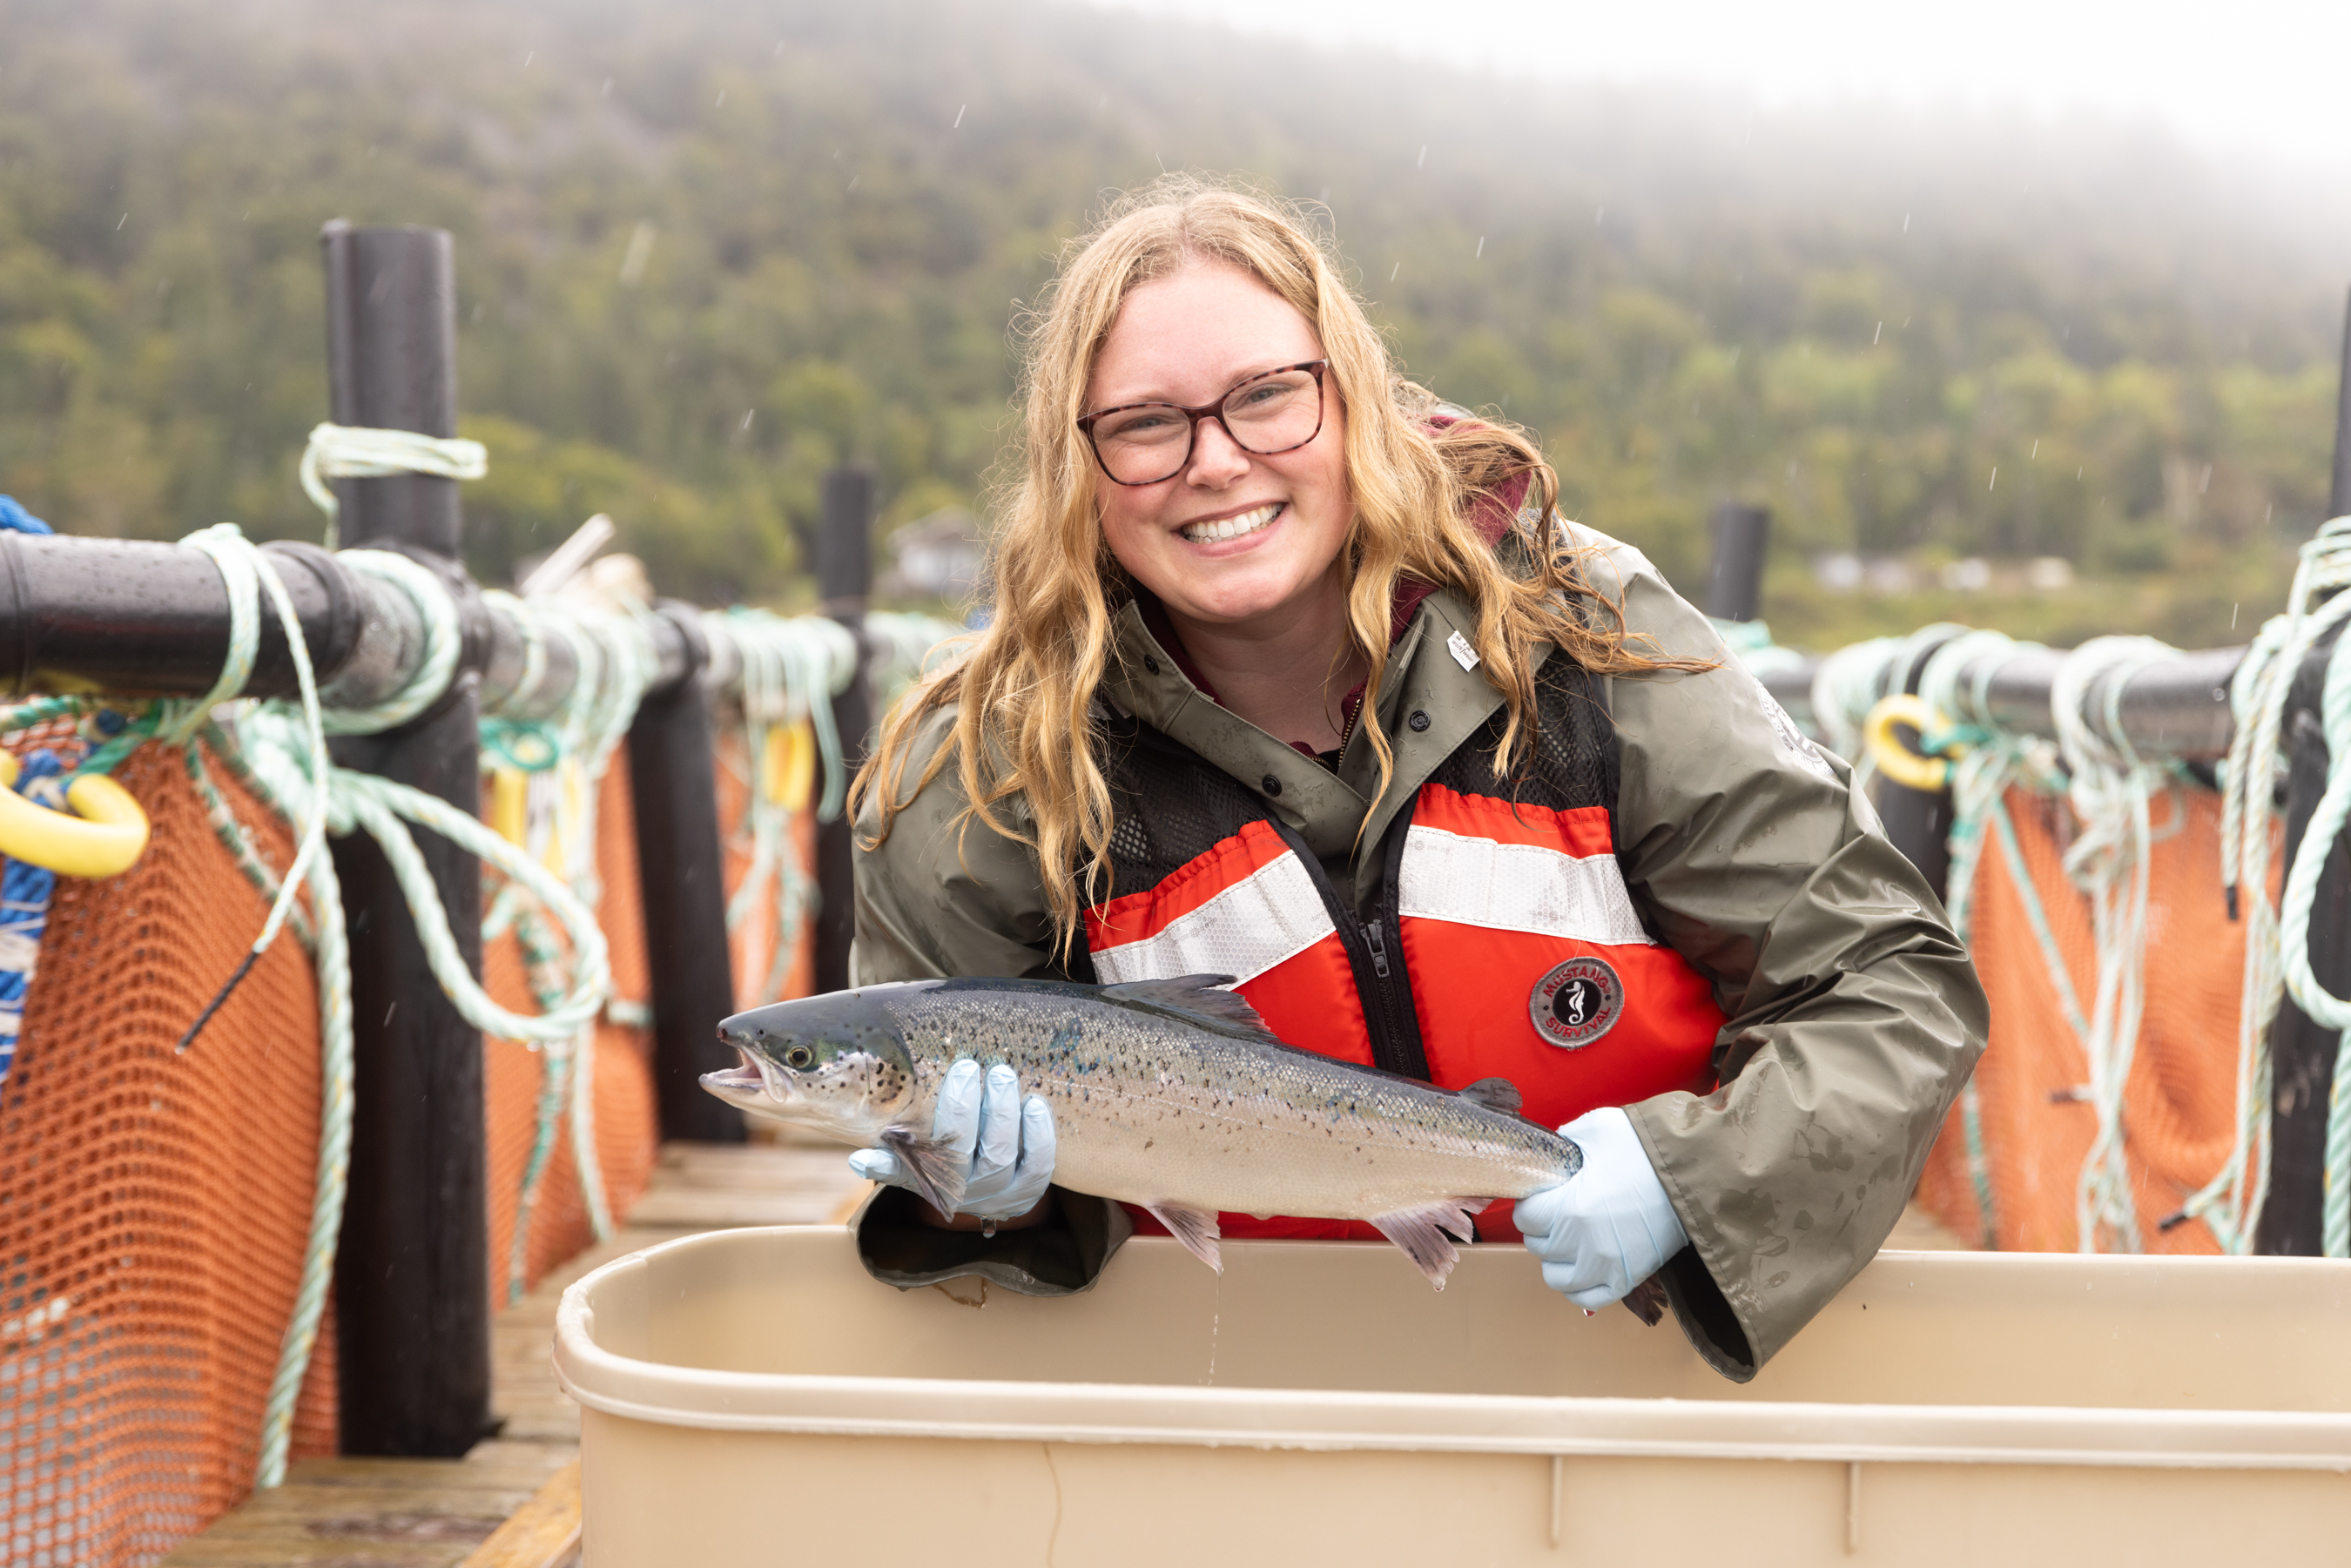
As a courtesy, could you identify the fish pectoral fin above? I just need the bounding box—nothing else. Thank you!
[1369,1199,1492,1291]
[1454,1076,1524,1117]
[878,1124,967,1215]
[1623,1273,1669,1328]
[1101,975,1278,1040]
[1144,1202,1223,1274]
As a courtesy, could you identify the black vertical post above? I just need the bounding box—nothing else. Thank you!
[812,468,873,995]
[1704,501,1770,623]
[628,602,743,1142]
[2255,286,2351,1255]
[321,222,494,1454]
[1874,636,1956,901]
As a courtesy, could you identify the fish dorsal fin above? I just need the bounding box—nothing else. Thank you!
[1101,974,1275,1038]
[1456,1076,1524,1116]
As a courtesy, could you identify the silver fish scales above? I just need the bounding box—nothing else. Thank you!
[703,972,1583,1287]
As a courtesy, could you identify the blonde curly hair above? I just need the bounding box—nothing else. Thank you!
[856,174,1681,957]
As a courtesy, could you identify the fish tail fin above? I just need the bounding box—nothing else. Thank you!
[879,1124,967,1215]
[1371,1199,1492,1290]
[1144,1202,1223,1273]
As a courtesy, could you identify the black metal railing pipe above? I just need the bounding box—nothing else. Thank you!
[1760,645,2245,762]
[0,528,698,723]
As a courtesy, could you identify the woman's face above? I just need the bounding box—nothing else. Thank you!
[1084,261,1351,632]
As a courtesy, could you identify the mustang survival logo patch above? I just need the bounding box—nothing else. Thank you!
[1528,955,1625,1049]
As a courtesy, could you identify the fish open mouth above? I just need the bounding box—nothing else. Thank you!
[699,1049,775,1107]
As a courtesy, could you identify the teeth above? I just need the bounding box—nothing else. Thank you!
[1181,503,1280,543]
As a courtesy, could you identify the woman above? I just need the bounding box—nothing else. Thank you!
[844,177,1984,1382]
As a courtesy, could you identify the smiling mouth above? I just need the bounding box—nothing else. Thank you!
[1179,501,1283,544]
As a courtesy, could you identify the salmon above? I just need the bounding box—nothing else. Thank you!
[703,972,1582,1288]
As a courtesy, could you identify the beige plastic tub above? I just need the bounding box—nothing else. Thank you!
[555,1228,2351,1565]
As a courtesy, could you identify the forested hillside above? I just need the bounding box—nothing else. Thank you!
[1,0,2344,645]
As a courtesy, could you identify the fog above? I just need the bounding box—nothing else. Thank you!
[1090,0,2351,172]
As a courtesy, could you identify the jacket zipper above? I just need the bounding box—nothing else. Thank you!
[1265,813,1431,1082]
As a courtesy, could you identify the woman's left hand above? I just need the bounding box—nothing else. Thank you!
[1514,1107,1687,1308]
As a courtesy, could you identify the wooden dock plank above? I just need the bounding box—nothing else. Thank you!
[456,1462,581,1568]
[158,1455,571,1567]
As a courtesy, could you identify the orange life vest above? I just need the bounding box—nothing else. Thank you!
[1081,653,1726,1242]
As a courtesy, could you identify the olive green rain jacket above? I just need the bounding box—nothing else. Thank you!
[849,523,1988,1383]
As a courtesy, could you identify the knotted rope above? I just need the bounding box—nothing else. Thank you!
[298,423,488,550]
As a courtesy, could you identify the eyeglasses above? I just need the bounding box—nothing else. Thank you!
[1077,360,1330,486]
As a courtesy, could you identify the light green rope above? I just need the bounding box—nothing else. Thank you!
[2051,634,2183,1255]
[324,550,464,736]
[503,902,579,1302]
[299,423,487,552]
[863,610,969,715]
[184,736,317,954]
[481,589,661,1254]
[2186,517,2351,1250]
[704,610,859,1006]
[1917,628,2065,1248]
[1708,616,1809,684]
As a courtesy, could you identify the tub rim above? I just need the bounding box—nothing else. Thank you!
[552,1227,2351,1474]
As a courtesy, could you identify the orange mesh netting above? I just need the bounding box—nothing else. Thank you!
[0,735,336,1568]
[715,727,815,1011]
[482,762,660,1300]
[1914,784,2257,1254]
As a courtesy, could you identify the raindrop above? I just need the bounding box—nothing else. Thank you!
[2233,603,2240,629]
[2031,440,2038,459]
[1902,213,1910,232]
[1390,261,1399,281]
[741,410,756,431]
[1417,145,1427,168]
[1989,468,1997,492]
[1873,321,1881,345]
[953,104,966,129]
[116,212,127,231]
[1594,207,1604,225]
[2199,464,2212,495]
[1475,237,1484,259]
[522,50,533,66]
[715,90,726,108]
[601,78,613,98]
[773,39,785,57]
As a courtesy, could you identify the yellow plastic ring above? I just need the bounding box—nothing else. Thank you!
[0,751,152,878]
[1862,694,1951,793]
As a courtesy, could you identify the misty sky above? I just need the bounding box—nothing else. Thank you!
[1088,0,2351,170]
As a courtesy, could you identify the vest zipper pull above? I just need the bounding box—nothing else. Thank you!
[1365,919,1391,979]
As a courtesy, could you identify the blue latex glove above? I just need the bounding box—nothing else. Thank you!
[848,1060,1056,1221]
[1513,1106,1687,1309]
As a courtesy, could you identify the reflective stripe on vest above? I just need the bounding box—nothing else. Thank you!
[1085,818,1376,1067]
[1398,782,1722,1150]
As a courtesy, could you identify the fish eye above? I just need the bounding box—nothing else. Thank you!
[783,1045,816,1070]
